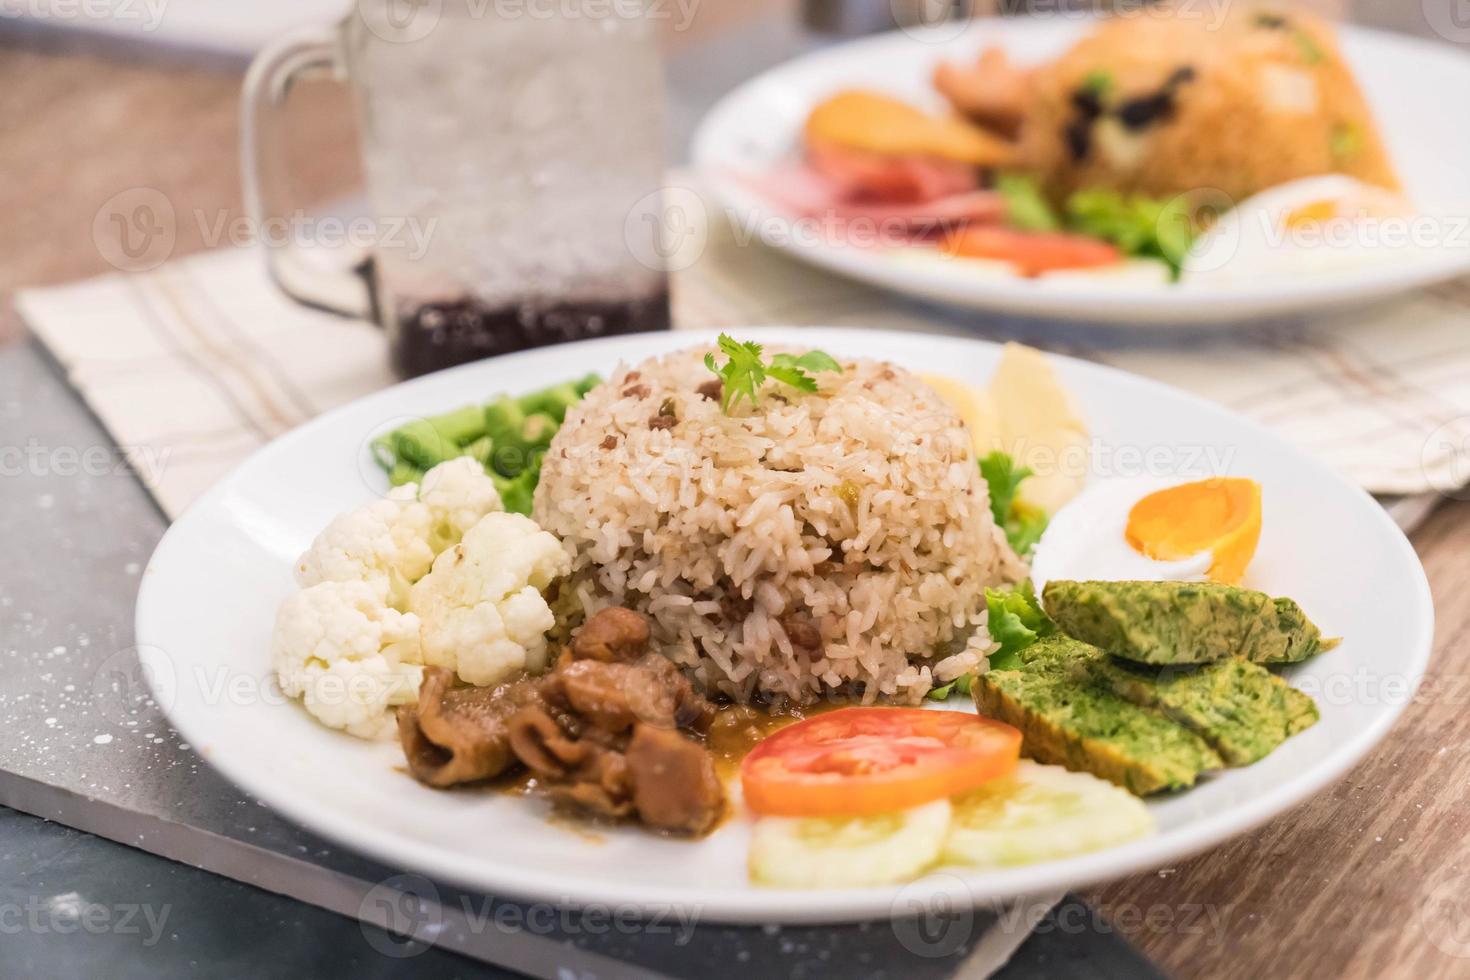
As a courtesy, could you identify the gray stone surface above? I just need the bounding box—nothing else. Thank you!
[4,336,1048,978]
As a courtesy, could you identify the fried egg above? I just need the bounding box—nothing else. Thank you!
[1030,476,1262,593]
[1182,175,1421,284]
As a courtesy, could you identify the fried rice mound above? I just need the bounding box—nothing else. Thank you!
[532,346,1026,705]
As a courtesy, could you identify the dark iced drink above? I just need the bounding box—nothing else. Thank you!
[343,2,672,379]
[389,291,672,378]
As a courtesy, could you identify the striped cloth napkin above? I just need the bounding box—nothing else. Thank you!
[15,188,1467,522]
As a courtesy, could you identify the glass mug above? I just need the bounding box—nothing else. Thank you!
[242,0,671,378]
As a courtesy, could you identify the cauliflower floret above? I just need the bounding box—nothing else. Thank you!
[417,457,504,551]
[295,459,505,609]
[409,512,570,687]
[272,579,424,738]
[299,656,424,740]
[294,497,436,608]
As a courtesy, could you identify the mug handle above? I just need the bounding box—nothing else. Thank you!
[240,26,374,320]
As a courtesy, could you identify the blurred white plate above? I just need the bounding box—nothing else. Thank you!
[137,328,1433,922]
[691,20,1470,327]
[3,0,348,58]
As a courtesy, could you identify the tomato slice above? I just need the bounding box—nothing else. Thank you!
[941,226,1122,276]
[740,708,1022,818]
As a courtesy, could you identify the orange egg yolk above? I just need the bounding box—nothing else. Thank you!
[1124,478,1263,585]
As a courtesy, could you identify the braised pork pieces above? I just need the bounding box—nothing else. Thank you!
[397,608,725,836]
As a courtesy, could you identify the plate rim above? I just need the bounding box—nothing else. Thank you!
[136,326,1435,923]
[688,20,1470,326]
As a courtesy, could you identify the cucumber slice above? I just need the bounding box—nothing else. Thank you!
[748,799,951,889]
[943,761,1153,869]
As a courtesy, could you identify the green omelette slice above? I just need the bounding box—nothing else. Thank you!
[973,637,1223,796]
[1085,656,1320,766]
[1041,580,1339,666]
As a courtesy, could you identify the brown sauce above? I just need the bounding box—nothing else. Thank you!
[495,768,537,797]
[492,700,849,834]
[704,700,847,782]
[492,772,608,843]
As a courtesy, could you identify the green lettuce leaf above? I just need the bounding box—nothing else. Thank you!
[927,673,977,701]
[1065,188,1196,279]
[930,581,1055,698]
[979,451,1050,557]
[979,451,1029,527]
[985,581,1057,671]
[996,173,1060,233]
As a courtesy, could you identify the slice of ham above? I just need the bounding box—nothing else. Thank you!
[804,139,979,204]
[731,162,1004,243]
[822,190,1005,229]
[724,138,1004,248]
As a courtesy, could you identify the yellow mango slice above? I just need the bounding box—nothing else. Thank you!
[804,90,1015,167]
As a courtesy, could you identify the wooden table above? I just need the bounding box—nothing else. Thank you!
[1088,500,1469,978]
[4,9,1468,979]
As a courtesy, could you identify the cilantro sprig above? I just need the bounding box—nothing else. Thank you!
[703,334,841,413]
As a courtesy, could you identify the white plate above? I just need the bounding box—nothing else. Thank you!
[136,328,1433,923]
[690,20,1470,327]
